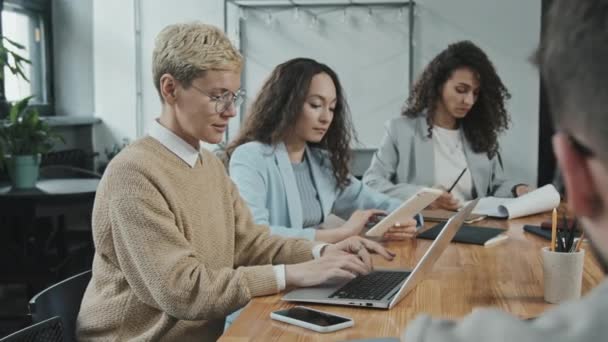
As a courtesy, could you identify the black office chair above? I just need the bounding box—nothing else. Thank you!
[28,270,91,342]
[40,149,94,170]
[0,316,63,342]
[39,165,102,180]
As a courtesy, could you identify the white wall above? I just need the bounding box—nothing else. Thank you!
[89,0,540,184]
[92,0,137,158]
[415,0,541,185]
[235,4,411,148]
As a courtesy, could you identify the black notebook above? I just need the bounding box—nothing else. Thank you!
[523,224,582,240]
[417,222,507,246]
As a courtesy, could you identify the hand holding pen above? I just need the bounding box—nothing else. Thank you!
[428,168,467,211]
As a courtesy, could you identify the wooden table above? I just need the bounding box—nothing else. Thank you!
[220,212,605,341]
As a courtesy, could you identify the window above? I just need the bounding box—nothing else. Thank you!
[1,0,52,114]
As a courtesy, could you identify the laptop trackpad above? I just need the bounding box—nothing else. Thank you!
[283,279,350,301]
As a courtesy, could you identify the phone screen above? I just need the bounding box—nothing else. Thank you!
[273,307,350,327]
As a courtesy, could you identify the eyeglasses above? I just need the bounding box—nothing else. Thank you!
[568,134,594,158]
[190,84,245,114]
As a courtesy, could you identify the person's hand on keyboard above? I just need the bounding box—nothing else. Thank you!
[285,237,396,288]
[324,236,396,269]
[284,253,371,287]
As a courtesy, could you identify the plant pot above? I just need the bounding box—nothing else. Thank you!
[6,154,41,189]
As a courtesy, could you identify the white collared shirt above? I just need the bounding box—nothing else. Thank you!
[147,119,326,291]
[148,119,201,168]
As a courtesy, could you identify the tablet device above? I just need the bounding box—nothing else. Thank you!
[365,188,443,237]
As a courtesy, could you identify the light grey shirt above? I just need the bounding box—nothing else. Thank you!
[403,279,608,342]
[292,156,324,228]
[363,115,520,201]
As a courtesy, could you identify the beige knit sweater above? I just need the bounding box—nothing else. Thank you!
[76,137,315,341]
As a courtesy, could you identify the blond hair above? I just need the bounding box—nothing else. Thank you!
[152,22,242,101]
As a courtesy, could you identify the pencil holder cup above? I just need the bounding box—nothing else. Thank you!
[542,246,585,304]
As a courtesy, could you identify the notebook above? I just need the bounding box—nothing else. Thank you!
[422,209,486,224]
[470,184,560,219]
[417,222,508,247]
[523,224,582,240]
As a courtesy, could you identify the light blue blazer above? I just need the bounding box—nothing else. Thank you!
[229,141,418,240]
[363,115,520,201]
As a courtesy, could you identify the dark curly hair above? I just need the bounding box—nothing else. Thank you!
[225,58,355,189]
[403,40,511,158]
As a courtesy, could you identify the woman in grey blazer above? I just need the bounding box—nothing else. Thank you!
[226,58,421,243]
[363,41,529,210]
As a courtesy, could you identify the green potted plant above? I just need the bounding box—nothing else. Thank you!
[0,96,63,189]
[0,34,63,189]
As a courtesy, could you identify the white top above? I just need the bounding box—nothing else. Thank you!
[432,126,473,203]
[148,119,201,168]
[148,119,326,291]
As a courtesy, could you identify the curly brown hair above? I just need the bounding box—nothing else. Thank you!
[403,40,511,158]
[225,58,355,189]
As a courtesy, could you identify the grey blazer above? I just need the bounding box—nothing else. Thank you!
[363,115,519,200]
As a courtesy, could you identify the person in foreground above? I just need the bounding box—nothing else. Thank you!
[363,41,529,210]
[75,22,394,342]
[226,58,420,244]
[402,1,608,341]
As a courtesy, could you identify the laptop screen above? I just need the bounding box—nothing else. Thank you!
[388,199,480,308]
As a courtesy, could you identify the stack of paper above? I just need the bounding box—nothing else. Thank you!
[471,184,561,219]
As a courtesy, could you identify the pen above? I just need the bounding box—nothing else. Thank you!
[575,231,585,252]
[564,215,576,252]
[447,168,468,193]
[551,208,557,252]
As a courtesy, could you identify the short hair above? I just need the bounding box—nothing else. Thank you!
[538,0,608,162]
[152,22,242,101]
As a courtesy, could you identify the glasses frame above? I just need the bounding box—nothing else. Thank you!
[567,134,594,158]
[190,84,245,114]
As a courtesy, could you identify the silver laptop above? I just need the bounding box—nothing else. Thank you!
[283,199,479,309]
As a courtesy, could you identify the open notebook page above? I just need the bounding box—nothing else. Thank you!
[471,184,560,219]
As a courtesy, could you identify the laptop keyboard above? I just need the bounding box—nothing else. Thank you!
[328,271,410,301]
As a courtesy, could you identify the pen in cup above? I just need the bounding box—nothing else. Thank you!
[574,231,585,252]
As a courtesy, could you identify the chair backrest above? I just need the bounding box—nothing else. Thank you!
[41,149,88,169]
[29,270,91,342]
[0,316,63,342]
[39,165,102,179]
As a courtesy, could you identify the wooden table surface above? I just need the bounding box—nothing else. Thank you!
[220,211,605,341]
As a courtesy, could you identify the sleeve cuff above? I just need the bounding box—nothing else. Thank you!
[273,265,286,291]
[312,243,330,259]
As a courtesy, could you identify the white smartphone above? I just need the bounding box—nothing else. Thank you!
[365,187,443,237]
[270,306,354,333]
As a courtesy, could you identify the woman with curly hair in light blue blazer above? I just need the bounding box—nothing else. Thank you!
[225,58,421,244]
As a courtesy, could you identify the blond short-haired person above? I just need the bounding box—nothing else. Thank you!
[76,22,393,341]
